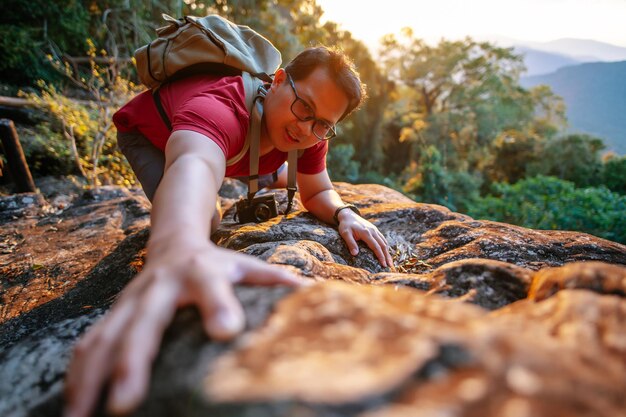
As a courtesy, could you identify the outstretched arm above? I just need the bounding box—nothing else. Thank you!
[298,169,393,268]
[64,130,303,417]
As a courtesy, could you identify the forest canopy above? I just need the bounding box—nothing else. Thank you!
[1,0,624,243]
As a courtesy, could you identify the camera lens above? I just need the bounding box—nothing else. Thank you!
[254,203,272,222]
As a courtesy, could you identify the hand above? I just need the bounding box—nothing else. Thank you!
[64,240,304,417]
[336,209,394,268]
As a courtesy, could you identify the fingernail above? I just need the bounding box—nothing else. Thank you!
[351,248,358,256]
[109,379,137,414]
[216,310,242,333]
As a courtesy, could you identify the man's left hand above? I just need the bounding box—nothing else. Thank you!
[336,209,394,268]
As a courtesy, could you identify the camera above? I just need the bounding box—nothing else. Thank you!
[235,193,279,223]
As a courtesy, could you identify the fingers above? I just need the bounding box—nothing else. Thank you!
[340,222,393,269]
[361,230,388,268]
[376,232,394,268]
[107,280,180,415]
[63,242,321,417]
[237,256,307,287]
[192,255,307,340]
[339,226,360,256]
[64,299,136,417]
[192,274,246,340]
[373,232,393,268]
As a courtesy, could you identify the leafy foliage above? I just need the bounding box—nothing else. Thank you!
[402,146,482,212]
[18,125,75,176]
[326,144,360,183]
[469,176,626,244]
[20,40,142,186]
[4,0,624,244]
[0,0,90,86]
[533,134,605,187]
[378,30,567,206]
[379,30,554,170]
[601,154,626,195]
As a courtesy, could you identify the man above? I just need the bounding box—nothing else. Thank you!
[64,46,393,417]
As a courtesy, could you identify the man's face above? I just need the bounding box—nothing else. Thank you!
[263,66,350,152]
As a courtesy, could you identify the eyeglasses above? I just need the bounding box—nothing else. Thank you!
[286,73,337,141]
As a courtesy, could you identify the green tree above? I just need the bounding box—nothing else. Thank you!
[601,154,626,194]
[326,143,360,182]
[469,176,626,244]
[535,134,605,187]
[484,129,543,184]
[403,146,481,212]
[378,30,565,190]
[0,0,90,86]
[380,30,526,168]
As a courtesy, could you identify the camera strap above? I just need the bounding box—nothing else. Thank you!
[247,86,298,214]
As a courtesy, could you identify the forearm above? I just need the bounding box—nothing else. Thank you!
[302,188,346,225]
[148,155,218,254]
[146,132,225,256]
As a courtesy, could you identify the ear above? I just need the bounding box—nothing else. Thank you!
[272,68,287,87]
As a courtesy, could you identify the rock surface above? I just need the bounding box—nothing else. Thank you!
[1,179,625,417]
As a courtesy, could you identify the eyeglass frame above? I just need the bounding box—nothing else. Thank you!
[286,72,337,141]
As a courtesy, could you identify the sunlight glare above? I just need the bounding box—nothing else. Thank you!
[316,0,626,50]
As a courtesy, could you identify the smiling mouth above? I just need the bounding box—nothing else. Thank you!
[286,130,300,144]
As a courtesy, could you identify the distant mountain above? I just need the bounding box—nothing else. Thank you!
[514,47,582,76]
[521,61,626,155]
[527,38,626,62]
[479,36,626,76]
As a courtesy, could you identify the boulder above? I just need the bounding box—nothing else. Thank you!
[0,179,625,417]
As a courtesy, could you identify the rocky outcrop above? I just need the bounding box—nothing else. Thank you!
[1,179,625,417]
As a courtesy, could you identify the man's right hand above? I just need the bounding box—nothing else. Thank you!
[63,237,304,417]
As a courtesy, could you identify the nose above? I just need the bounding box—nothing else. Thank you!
[295,119,315,138]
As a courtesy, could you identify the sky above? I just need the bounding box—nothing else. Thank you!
[315,0,626,51]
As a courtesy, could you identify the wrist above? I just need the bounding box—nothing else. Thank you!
[333,204,361,225]
[147,231,211,257]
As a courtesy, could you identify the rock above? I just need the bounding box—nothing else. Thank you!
[373,258,533,310]
[205,282,483,405]
[0,180,625,417]
[0,185,150,345]
[528,261,626,300]
[0,192,51,223]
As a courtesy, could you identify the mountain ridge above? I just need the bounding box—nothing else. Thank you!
[521,60,626,155]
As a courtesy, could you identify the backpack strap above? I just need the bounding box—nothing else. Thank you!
[152,87,172,131]
[151,72,267,167]
[152,72,299,214]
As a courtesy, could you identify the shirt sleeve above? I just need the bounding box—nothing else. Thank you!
[297,140,328,174]
[170,94,248,160]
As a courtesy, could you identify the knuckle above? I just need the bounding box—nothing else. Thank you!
[338,226,350,235]
[187,252,206,268]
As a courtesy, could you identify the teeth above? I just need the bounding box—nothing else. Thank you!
[287,131,299,142]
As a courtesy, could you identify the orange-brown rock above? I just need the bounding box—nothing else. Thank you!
[1,179,625,417]
[528,261,626,301]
